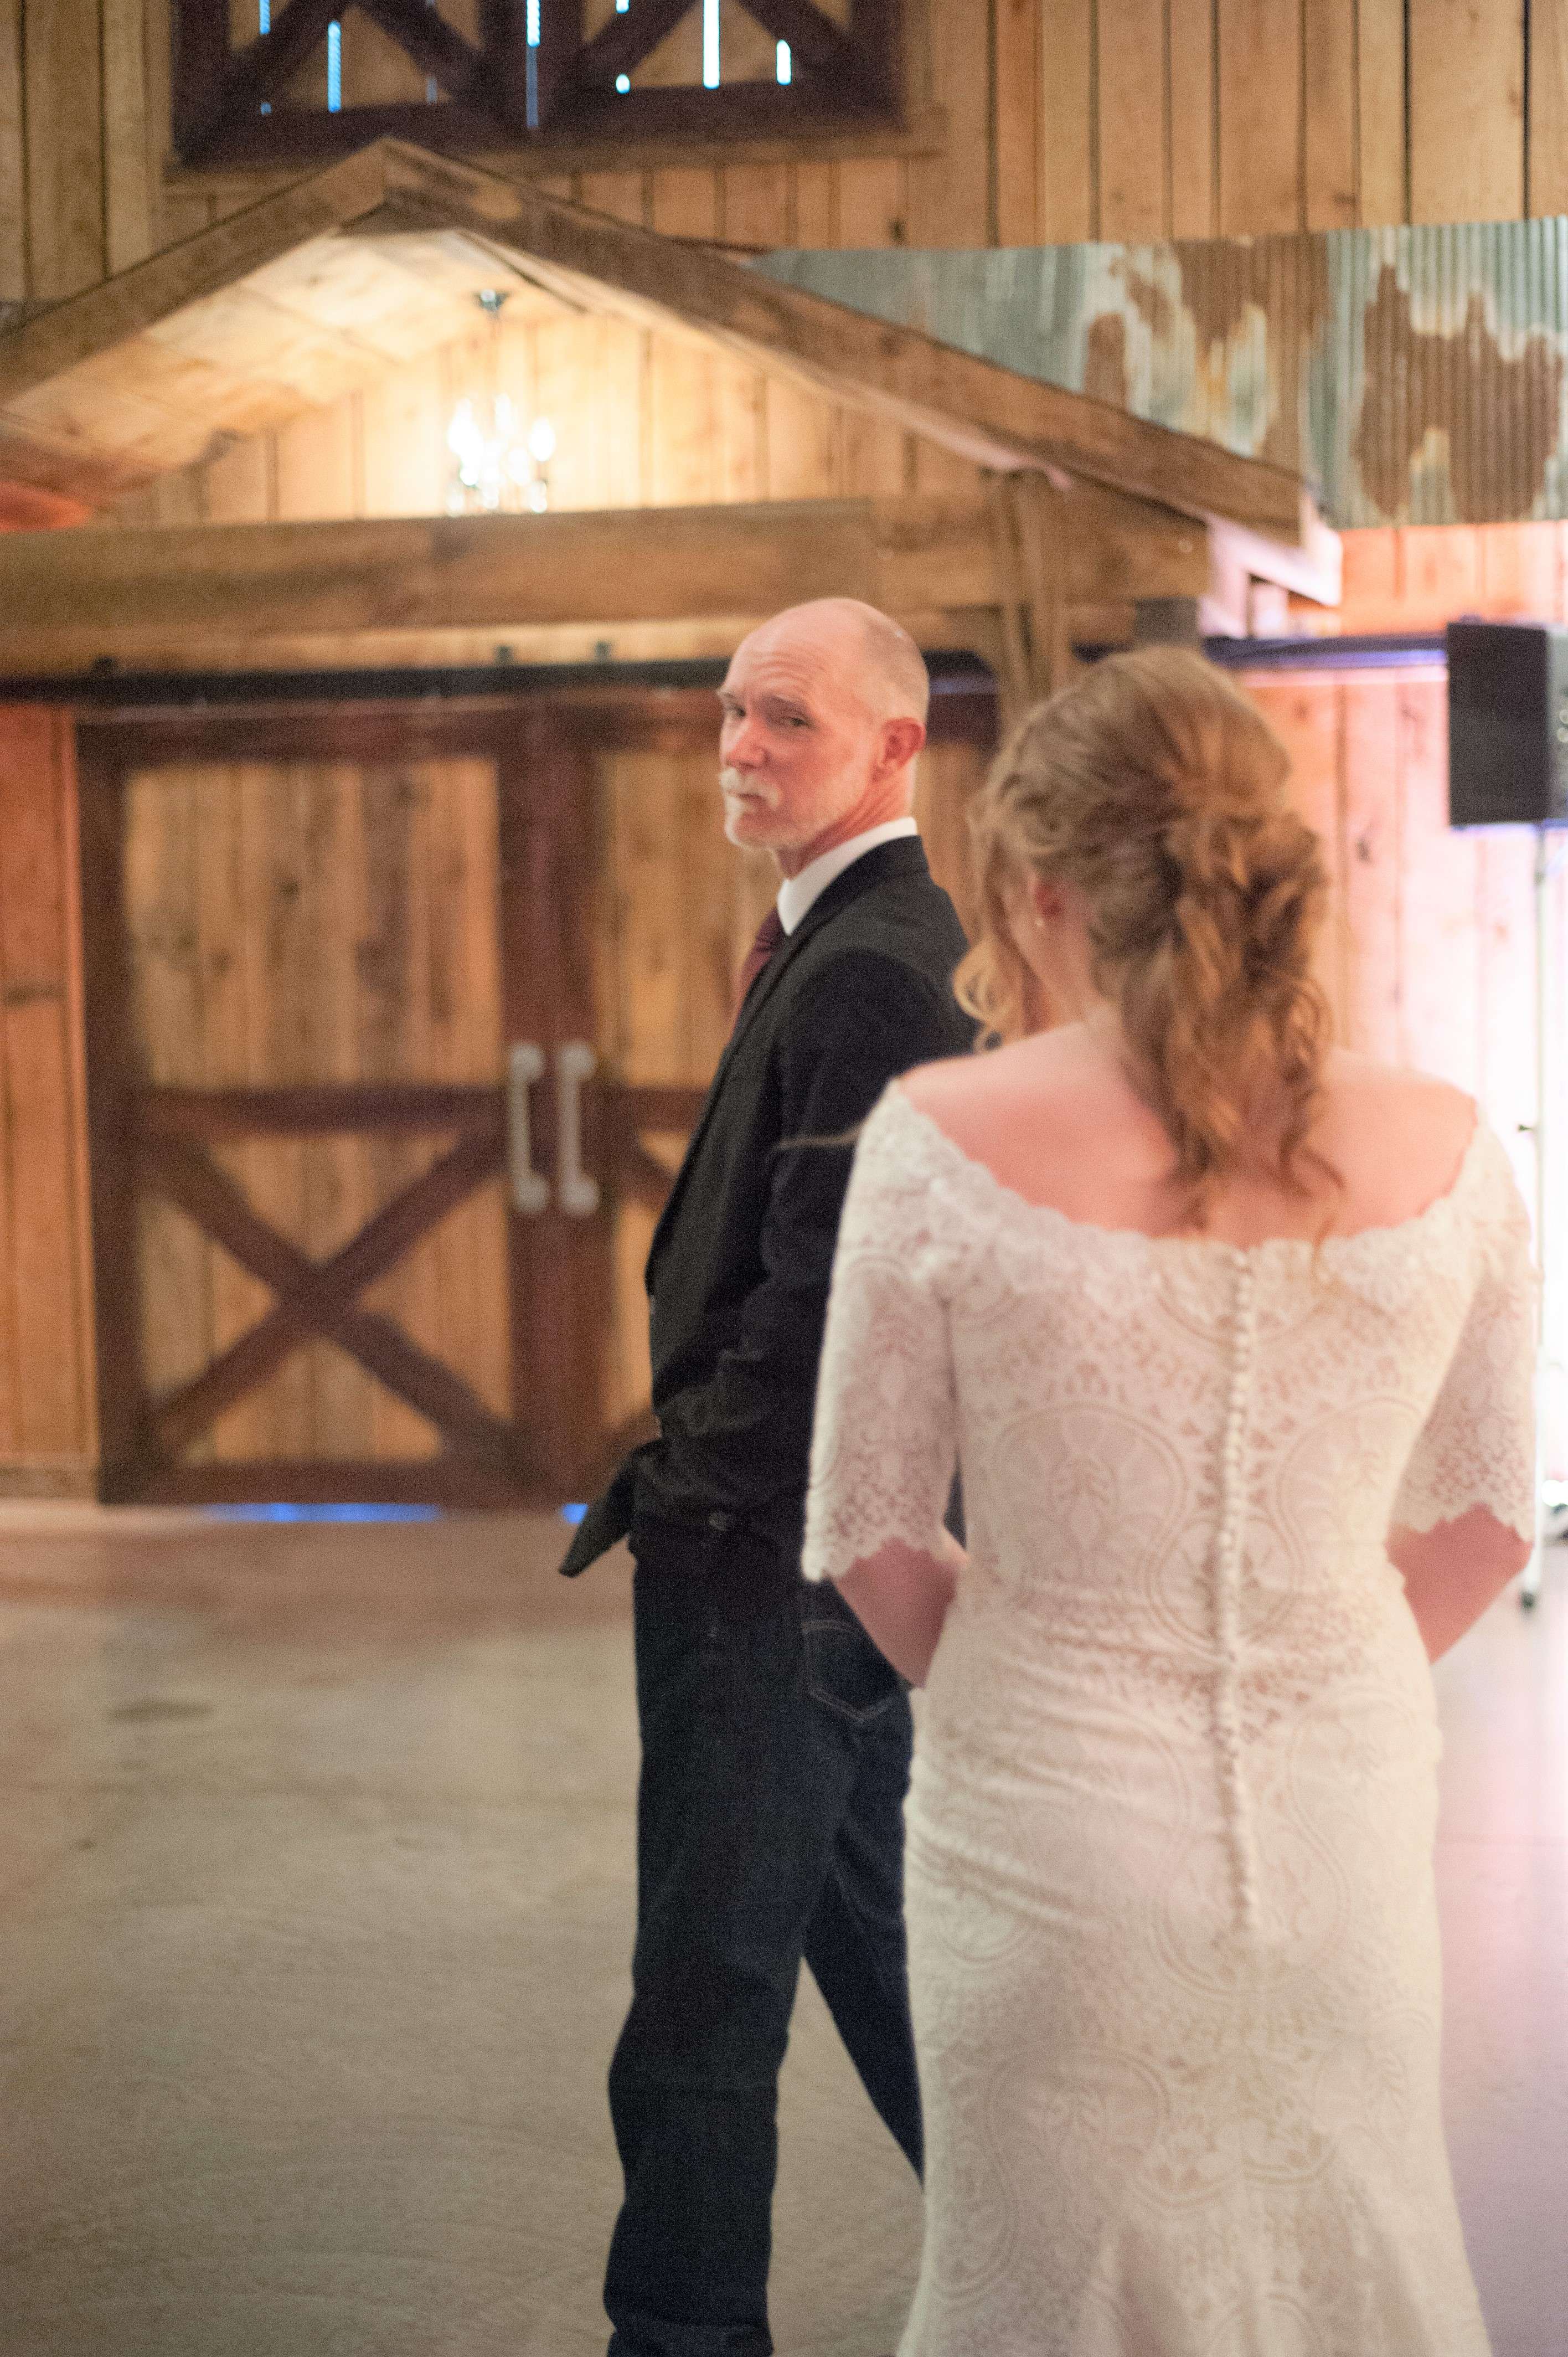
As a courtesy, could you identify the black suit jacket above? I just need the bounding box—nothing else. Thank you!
[561,836,973,1576]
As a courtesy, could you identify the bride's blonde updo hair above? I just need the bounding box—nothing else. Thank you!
[956,646,1335,1212]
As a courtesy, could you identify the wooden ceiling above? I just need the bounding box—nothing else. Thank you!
[0,138,1329,585]
[0,218,564,507]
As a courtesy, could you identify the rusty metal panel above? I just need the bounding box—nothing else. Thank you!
[755,223,1568,528]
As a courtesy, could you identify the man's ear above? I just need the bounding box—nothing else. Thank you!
[880,716,926,774]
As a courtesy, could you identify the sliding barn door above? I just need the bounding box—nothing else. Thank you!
[590,701,776,1455]
[76,692,991,1509]
[78,706,609,1506]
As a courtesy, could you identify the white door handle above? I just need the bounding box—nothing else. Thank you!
[555,1040,601,1218]
[507,1041,550,1215]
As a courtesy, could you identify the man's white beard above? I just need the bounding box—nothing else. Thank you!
[719,766,782,812]
[719,766,787,843]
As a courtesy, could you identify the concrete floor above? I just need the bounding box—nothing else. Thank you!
[0,1509,1562,2357]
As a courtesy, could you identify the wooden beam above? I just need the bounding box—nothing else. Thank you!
[366,140,1312,539]
[0,138,1315,544]
[0,147,395,409]
[0,491,1214,670]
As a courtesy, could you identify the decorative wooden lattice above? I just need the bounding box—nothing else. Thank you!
[172,0,903,169]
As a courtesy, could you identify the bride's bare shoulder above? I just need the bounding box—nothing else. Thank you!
[1315,1052,1480,1217]
[901,1031,1092,1118]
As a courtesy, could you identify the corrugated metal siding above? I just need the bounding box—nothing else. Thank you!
[755,223,1568,528]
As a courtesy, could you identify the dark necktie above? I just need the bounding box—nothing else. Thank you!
[732,905,786,1023]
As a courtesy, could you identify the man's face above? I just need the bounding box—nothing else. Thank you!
[716,618,880,857]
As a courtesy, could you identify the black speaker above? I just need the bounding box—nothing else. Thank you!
[1447,619,1568,827]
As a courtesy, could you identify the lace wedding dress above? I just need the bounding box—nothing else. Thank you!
[802,1080,1537,2357]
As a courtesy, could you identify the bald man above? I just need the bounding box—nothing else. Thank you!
[561,600,974,2355]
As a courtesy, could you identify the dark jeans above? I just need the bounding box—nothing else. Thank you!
[604,1526,922,2357]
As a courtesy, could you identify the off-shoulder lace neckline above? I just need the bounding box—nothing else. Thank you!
[888,1081,1490,1263]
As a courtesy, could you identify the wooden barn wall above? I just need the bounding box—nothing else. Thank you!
[109,307,950,532]
[120,752,510,1468]
[4,0,1568,311]
[1252,661,1568,1481]
[0,709,96,1493]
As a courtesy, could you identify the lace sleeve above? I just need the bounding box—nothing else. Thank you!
[1392,1129,1539,1545]
[802,1084,958,1584]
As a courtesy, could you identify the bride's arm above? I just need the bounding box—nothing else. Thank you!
[1386,1507,1533,1663]
[1385,1133,1538,1664]
[838,1527,966,1687]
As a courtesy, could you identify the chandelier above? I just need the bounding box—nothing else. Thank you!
[446,289,556,517]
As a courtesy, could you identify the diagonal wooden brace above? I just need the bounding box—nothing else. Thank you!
[143,1125,521,1463]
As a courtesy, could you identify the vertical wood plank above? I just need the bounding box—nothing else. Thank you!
[104,0,154,273]
[834,156,906,246]
[907,0,991,245]
[1476,521,1563,617]
[500,712,605,1491]
[596,318,646,510]
[1531,0,1568,215]
[764,377,842,499]
[715,357,766,503]
[611,750,688,1088]
[912,737,986,938]
[1039,0,1097,240]
[1217,0,1303,233]
[147,0,213,254]
[842,406,911,496]
[792,161,836,247]
[533,312,610,512]
[1167,0,1218,235]
[357,759,441,1461]
[1098,0,1168,240]
[1356,0,1409,224]
[1396,675,1481,1088]
[1400,525,1483,622]
[1302,0,1358,227]
[1339,675,1404,1059]
[1474,827,1540,1212]
[125,763,213,1426]
[719,162,791,248]
[200,436,273,523]
[680,751,736,1084]
[0,0,28,299]
[1334,524,1402,630]
[77,744,150,1493]
[360,348,447,519]
[1408,0,1524,224]
[0,712,93,1458]
[649,332,722,506]
[24,0,106,295]
[242,761,313,1455]
[274,401,359,520]
[436,756,508,1423]
[650,167,719,239]
[197,762,282,1463]
[299,762,378,1460]
[994,0,1039,244]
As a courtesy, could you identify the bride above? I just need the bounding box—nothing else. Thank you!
[802,649,1536,2356]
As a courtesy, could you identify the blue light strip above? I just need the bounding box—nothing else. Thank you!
[326,19,341,109]
[259,0,270,31]
[204,1502,441,1523]
[703,0,719,86]
[776,39,790,83]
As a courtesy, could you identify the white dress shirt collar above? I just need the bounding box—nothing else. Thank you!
[775,816,920,936]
